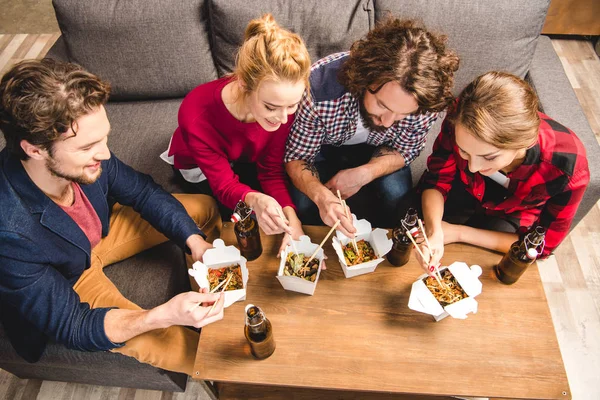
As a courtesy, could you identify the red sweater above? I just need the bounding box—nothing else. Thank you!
[168,76,295,210]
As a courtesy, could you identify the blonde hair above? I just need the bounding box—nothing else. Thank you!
[234,14,311,95]
[453,71,540,149]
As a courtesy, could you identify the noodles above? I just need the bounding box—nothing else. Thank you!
[343,239,376,266]
[424,269,467,306]
[284,252,319,282]
[208,265,244,291]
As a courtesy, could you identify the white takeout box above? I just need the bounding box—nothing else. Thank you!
[332,214,393,278]
[277,235,325,295]
[408,261,483,321]
[188,239,249,308]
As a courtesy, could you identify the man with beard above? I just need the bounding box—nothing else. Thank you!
[285,18,459,235]
[0,59,223,375]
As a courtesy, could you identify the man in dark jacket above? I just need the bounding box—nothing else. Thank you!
[0,59,224,375]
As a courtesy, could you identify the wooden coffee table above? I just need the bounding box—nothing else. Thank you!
[194,223,570,399]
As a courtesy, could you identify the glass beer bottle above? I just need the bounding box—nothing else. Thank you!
[244,304,275,359]
[387,208,420,266]
[494,226,546,285]
[231,200,262,261]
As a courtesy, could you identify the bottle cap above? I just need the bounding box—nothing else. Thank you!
[409,227,419,236]
[231,212,241,223]
[245,304,255,313]
[526,248,538,260]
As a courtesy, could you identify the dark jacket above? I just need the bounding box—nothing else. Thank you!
[0,149,204,362]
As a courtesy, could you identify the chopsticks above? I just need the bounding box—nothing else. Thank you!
[337,190,360,255]
[417,219,448,290]
[303,220,340,268]
[276,208,299,256]
[187,272,233,313]
[403,223,447,290]
[207,273,233,314]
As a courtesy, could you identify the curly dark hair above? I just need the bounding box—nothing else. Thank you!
[0,58,111,160]
[339,18,459,113]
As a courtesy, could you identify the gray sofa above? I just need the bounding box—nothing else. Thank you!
[1,0,598,393]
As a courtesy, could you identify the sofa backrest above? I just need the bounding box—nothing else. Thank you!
[50,0,372,101]
[50,0,550,101]
[52,0,218,101]
[374,0,551,95]
[208,0,371,76]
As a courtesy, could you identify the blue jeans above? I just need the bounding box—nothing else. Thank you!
[290,144,412,228]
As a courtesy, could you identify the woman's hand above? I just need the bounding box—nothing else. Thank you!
[245,192,292,235]
[415,224,444,276]
[415,221,462,275]
[277,207,304,255]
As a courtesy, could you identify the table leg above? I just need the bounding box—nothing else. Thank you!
[199,380,219,400]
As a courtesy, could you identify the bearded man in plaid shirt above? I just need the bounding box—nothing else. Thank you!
[285,18,459,235]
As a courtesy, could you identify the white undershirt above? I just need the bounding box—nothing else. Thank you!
[344,112,370,145]
[488,171,510,189]
[160,136,208,183]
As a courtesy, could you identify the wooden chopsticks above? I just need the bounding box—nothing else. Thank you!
[303,220,340,268]
[336,190,360,256]
[188,271,233,313]
[276,208,299,255]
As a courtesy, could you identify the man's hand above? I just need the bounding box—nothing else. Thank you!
[151,291,225,329]
[325,167,371,199]
[186,234,213,262]
[315,191,356,238]
[245,192,292,235]
[105,291,225,343]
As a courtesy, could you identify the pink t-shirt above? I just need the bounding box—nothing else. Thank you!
[59,183,102,249]
[167,76,296,210]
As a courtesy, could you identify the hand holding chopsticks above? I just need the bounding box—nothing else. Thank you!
[207,273,233,314]
[276,208,299,256]
[416,219,447,290]
[404,220,447,290]
[336,190,360,255]
[187,273,232,313]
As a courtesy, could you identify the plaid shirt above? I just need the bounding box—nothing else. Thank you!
[284,52,439,165]
[421,112,590,257]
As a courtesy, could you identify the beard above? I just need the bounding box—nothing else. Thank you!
[358,96,388,133]
[46,156,102,185]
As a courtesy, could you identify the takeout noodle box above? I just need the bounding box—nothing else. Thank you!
[188,239,249,308]
[408,261,483,321]
[277,235,325,296]
[332,214,393,278]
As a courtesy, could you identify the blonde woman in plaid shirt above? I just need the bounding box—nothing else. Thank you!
[285,18,458,236]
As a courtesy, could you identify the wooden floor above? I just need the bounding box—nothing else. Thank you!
[0,34,599,400]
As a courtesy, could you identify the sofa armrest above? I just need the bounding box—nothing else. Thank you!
[527,35,600,228]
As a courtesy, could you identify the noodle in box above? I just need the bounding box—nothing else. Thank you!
[189,239,249,307]
[277,235,325,295]
[408,261,483,321]
[331,214,393,278]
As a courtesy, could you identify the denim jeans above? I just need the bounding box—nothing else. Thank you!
[290,144,412,228]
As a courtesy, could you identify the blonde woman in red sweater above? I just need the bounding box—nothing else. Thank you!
[163,14,310,253]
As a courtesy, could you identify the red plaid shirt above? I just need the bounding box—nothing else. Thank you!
[285,52,439,165]
[421,112,589,257]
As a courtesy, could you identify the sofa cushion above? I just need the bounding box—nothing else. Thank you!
[105,98,184,192]
[374,0,550,94]
[52,0,217,100]
[208,0,372,76]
